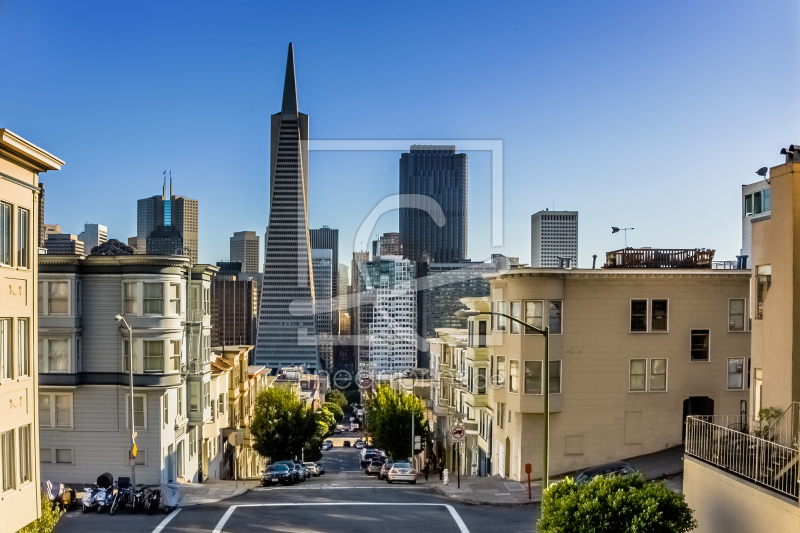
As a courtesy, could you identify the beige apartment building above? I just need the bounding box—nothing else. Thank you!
[431,256,752,480]
[683,149,800,532]
[0,130,63,532]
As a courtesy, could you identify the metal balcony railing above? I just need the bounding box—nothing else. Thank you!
[186,308,206,323]
[685,416,799,500]
[604,248,715,269]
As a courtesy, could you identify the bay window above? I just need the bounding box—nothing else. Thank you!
[524,300,543,333]
[143,340,164,373]
[549,300,563,334]
[124,282,137,315]
[39,393,73,428]
[143,283,164,315]
[169,283,181,315]
[509,302,521,334]
[48,282,69,315]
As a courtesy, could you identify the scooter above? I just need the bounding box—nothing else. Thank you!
[84,473,115,513]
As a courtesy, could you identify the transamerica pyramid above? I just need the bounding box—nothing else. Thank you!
[255,43,319,371]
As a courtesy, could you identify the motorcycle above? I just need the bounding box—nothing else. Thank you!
[144,487,161,515]
[42,480,76,512]
[83,473,115,513]
[109,477,132,515]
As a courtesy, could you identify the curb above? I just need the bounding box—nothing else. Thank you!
[177,486,254,507]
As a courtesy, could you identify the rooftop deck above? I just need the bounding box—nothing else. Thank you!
[604,248,716,269]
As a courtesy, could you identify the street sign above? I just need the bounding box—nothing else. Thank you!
[451,426,465,441]
[414,436,421,442]
[132,443,138,458]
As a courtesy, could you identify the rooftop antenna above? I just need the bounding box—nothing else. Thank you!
[170,170,173,196]
[612,227,635,249]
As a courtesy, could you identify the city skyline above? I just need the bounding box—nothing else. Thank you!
[2,2,798,270]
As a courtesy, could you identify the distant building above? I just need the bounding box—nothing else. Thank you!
[399,145,467,264]
[210,276,258,348]
[38,182,46,247]
[43,224,61,237]
[740,180,771,263]
[44,233,84,255]
[312,249,334,372]
[354,255,417,373]
[372,232,401,258]
[230,231,260,273]
[531,210,578,268]
[337,263,349,310]
[310,226,339,303]
[78,223,108,254]
[137,176,198,262]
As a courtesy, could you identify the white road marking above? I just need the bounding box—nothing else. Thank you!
[151,508,181,533]
[211,503,470,533]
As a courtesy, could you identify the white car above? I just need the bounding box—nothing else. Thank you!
[355,441,365,449]
[304,462,320,477]
[386,461,416,484]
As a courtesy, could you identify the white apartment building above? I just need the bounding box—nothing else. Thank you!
[78,223,108,255]
[740,180,771,263]
[355,255,417,374]
[312,249,333,372]
[530,210,578,268]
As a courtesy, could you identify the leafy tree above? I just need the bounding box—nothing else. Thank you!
[250,386,317,461]
[364,385,427,461]
[19,494,62,533]
[316,404,337,436]
[323,401,344,423]
[538,474,697,533]
[326,389,349,410]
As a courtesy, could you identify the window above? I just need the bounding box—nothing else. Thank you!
[18,425,31,484]
[170,340,181,371]
[143,283,164,315]
[510,302,521,334]
[509,360,519,392]
[496,301,507,331]
[126,394,146,430]
[744,193,753,217]
[39,393,73,428]
[728,358,745,390]
[169,283,181,315]
[496,402,505,429]
[651,300,668,332]
[650,359,667,391]
[189,426,198,457]
[549,300,562,334]
[691,330,710,361]
[17,319,29,377]
[163,394,169,425]
[2,429,15,491]
[218,393,225,415]
[123,339,136,372]
[178,386,184,417]
[0,319,10,380]
[629,359,646,392]
[143,340,164,373]
[524,361,542,394]
[40,448,51,463]
[756,265,771,320]
[630,300,647,332]
[204,382,210,410]
[48,282,69,315]
[495,356,506,387]
[478,321,487,347]
[17,208,29,268]
[729,299,746,332]
[524,301,543,333]
[0,202,10,265]
[477,367,487,394]
[47,339,69,373]
[549,360,562,393]
[124,282,138,315]
[56,449,73,464]
[744,189,771,217]
[190,382,200,412]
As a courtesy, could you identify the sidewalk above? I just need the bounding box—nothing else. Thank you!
[433,445,685,506]
[176,478,259,507]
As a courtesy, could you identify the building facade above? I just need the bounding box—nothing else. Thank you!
[0,129,62,533]
[310,226,339,301]
[399,145,468,264]
[137,177,198,263]
[78,223,108,254]
[355,256,417,374]
[256,44,319,371]
[311,249,334,372]
[44,233,84,255]
[210,277,258,347]
[740,180,771,263]
[530,210,578,268]
[230,231,260,274]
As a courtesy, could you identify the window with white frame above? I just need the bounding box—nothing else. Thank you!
[524,300,543,333]
[650,359,667,391]
[163,393,168,426]
[1,429,15,491]
[143,340,164,373]
[203,382,210,410]
[143,283,164,315]
[126,394,147,429]
[170,340,181,371]
[629,359,646,392]
[18,424,31,484]
[729,299,747,332]
[495,356,506,387]
[549,360,562,393]
[177,386,184,417]
[39,338,70,373]
[123,339,136,372]
[48,282,69,315]
[17,208,29,269]
[549,300,562,334]
[169,283,181,315]
[55,449,73,464]
[17,319,29,377]
[203,334,211,363]
[631,299,668,332]
[39,393,73,428]
[126,449,145,466]
[203,287,211,316]
[496,402,505,429]
[728,358,746,390]
[218,393,225,415]
[508,360,519,392]
[124,282,137,315]
[496,301,507,331]
[509,301,521,334]
[189,382,200,412]
[0,202,11,266]
[0,318,11,380]
[629,358,668,392]
[189,426,198,457]
[524,360,541,394]
[691,330,710,361]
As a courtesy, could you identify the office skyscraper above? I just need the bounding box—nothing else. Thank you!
[530,210,578,268]
[256,43,319,371]
[137,176,199,263]
[310,226,339,302]
[230,231,260,273]
[399,145,468,264]
[78,223,108,254]
[312,249,334,372]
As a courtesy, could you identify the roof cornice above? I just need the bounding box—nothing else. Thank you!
[0,129,64,172]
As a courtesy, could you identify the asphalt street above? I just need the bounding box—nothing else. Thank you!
[54,446,539,533]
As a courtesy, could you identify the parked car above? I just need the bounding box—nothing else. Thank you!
[293,463,307,482]
[316,463,325,475]
[261,464,294,486]
[321,442,332,451]
[304,462,320,477]
[378,461,394,480]
[575,461,636,484]
[386,461,416,484]
[360,450,379,467]
[294,461,310,479]
[274,460,301,483]
[343,440,351,447]
[365,460,383,476]
[355,441,365,449]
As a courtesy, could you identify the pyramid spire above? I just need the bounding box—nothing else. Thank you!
[281,43,299,114]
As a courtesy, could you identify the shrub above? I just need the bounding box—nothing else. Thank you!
[18,494,62,533]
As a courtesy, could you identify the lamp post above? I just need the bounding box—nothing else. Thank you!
[455,308,551,490]
[115,314,136,492]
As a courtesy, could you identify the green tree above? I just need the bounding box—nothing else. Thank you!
[538,474,697,533]
[18,494,62,533]
[322,401,344,423]
[250,386,317,461]
[326,389,349,410]
[364,385,427,460]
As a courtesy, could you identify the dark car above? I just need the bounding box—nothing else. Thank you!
[261,464,294,486]
[343,440,351,447]
[292,463,307,482]
[360,450,378,467]
[575,461,636,484]
[274,460,301,483]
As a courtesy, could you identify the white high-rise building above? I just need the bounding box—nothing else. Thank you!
[311,249,333,372]
[78,223,107,254]
[531,210,578,268]
[230,230,260,273]
[355,255,417,374]
[741,180,771,263]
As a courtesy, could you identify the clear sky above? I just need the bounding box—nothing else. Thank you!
[2,0,798,268]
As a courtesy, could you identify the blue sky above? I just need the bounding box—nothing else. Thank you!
[1,0,798,268]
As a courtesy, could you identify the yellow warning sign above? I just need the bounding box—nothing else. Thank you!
[132,443,138,458]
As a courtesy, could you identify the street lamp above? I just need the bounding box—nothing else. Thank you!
[454,308,551,489]
[115,314,136,493]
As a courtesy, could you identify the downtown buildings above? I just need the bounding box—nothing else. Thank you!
[78,223,108,254]
[311,249,334,372]
[230,231,260,274]
[0,129,63,533]
[137,177,199,263]
[256,44,319,372]
[530,210,578,268]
